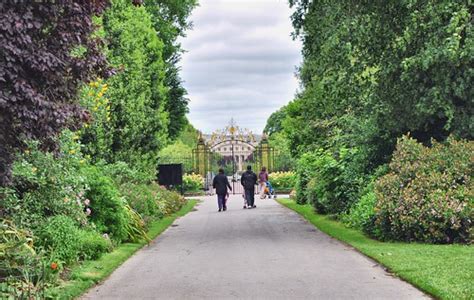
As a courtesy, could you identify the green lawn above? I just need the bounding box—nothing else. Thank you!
[278,199,474,300]
[50,199,198,299]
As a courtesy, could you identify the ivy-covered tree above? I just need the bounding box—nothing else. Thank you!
[0,1,109,186]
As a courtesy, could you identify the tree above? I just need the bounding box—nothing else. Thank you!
[91,0,168,173]
[0,1,109,186]
[264,106,288,136]
[285,0,473,163]
[145,0,198,139]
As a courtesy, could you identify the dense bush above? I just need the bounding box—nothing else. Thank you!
[120,182,162,223]
[101,161,153,185]
[1,134,87,230]
[269,171,296,191]
[341,186,377,234]
[295,152,319,204]
[77,230,112,260]
[155,185,187,216]
[37,215,81,264]
[82,166,130,242]
[183,173,204,193]
[373,136,473,243]
[296,148,364,214]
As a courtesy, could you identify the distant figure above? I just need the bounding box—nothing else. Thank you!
[212,168,232,212]
[259,166,269,199]
[241,165,258,209]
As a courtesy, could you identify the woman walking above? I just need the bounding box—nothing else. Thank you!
[258,166,268,199]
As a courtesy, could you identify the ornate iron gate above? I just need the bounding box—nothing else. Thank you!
[192,120,274,194]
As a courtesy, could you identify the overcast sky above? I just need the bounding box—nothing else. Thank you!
[180,0,301,134]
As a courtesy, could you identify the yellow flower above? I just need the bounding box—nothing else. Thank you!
[69,149,76,155]
[31,167,37,173]
[24,150,30,154]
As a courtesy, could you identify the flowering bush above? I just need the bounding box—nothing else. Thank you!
[373,135,473,243]
[1,133,88,231]
[156,186,187,216]
[183,173,204,193]
[268,171,296,191]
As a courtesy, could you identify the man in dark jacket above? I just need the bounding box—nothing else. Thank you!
[241,165,257,209]
[212,168,232,212]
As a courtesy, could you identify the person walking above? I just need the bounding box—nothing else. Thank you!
[241,165,257,209]
[259,166,269,199]
[212,168,232,212]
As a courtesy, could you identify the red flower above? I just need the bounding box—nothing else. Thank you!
[50,262,58,270]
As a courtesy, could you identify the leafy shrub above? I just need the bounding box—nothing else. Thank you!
[374,136,473,243]
[299,148,364,214]
[295,152,319,204]
[120,182,162,223]
[37,215,81,264]
[2,136,88,231]
[77,229,112,260]
[269,171,296,191]
[154,184,187,216]
[120,182,187,228]
[341,186,377,234]
[183,173,203,193]
[82,166,130,242]
[101,161,153,185]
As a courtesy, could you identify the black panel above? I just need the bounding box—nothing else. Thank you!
[158,164,183,186]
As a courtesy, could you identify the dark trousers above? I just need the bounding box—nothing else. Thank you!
[245,188,255,207]
[217,194,227,209]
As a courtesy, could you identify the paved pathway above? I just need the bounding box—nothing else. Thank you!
[83,195,426,299]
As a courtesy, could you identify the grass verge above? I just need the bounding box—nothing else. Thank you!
[51,199,198,299]
[277,199,473,300]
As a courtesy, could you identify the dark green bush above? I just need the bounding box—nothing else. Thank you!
[37,215,81,264]
[101,161,153,185]
[374,136,473,243]
[297,148,364,214]
[77,229,112,260]
[82,166,130,242]
[295,152,319,204]
[341,185,377,234]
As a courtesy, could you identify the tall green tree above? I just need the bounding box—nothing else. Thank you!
[82,0,169,173]
[285,0,473,167]
[145,0,198,139]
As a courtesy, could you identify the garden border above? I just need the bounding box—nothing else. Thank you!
[51,199,198,299]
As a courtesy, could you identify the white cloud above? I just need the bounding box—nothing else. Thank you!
[180,0,301,133]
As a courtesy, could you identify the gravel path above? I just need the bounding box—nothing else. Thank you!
[83,195,426,299]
